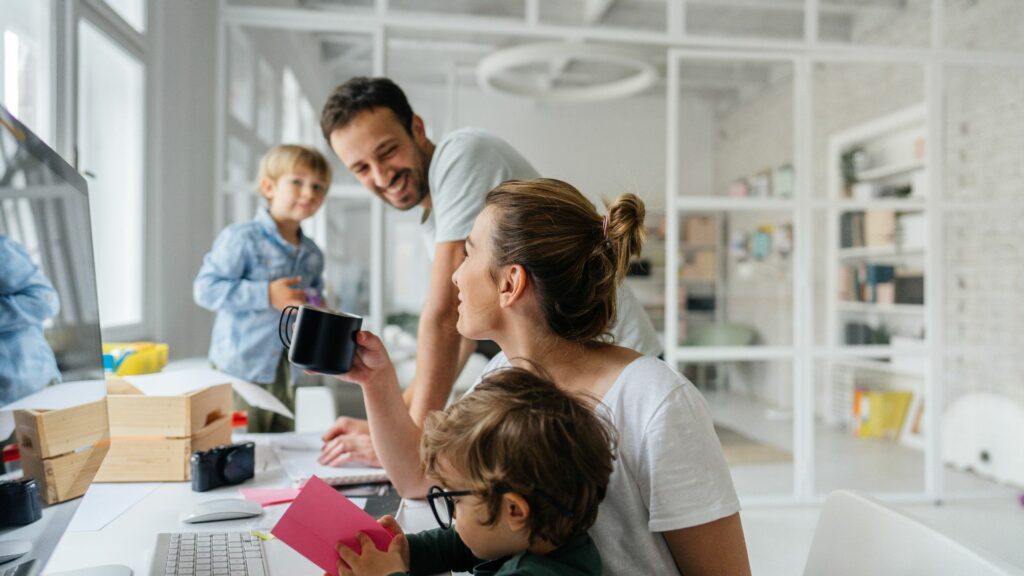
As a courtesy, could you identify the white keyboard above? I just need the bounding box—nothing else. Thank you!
[151,532,268,576]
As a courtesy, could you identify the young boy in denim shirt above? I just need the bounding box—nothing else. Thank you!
[333,368,616,576]
[0,234,60,407]
[194,145,331,432]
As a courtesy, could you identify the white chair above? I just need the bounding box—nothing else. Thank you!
[803,491,1023,576]
[294,385,337,433]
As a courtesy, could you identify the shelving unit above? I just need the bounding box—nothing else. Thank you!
[624,212,725,349]
[679,214,725,338]
[824,104,929,435]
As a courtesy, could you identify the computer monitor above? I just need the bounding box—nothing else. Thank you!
[0,104,107,574]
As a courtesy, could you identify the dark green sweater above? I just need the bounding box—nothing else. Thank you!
[388,527,601,576]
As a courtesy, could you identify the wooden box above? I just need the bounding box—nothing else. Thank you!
[93,379,233,482]
[14,399,110,505]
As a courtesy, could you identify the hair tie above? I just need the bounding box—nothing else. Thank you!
[602,215,609,239]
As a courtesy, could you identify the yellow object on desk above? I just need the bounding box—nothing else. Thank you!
[102,341,168,375]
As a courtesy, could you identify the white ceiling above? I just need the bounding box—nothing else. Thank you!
[246,0,918,100]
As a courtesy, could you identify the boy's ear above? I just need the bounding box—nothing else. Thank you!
[502,492,531,533]
[498,264,528,308]
[258,178,275,201]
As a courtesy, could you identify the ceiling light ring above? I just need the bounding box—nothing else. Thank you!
[477,42,657,102]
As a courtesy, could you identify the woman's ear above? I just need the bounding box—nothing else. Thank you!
[499,264,529,308]
[501,492,531,533]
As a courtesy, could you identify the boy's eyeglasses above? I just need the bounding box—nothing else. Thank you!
[426,486,472,529]
[425,485,576,530]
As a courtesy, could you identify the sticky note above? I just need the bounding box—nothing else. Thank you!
[271,476,393,576]
[239,488,301,507]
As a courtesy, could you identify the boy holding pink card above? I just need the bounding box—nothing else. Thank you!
[331,368,616,576]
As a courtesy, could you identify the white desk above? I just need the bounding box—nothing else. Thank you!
[43,436,437,575]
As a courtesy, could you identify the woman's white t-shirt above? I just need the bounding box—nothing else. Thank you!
[472,353,740,575]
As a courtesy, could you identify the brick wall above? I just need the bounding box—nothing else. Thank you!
[711,2,1023,410]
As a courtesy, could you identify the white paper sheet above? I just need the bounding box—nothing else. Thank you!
[0,379,107,413]
[123,368,294,419]
[1,379,108,440]
[272,441,387,485]
[66,482,163,531]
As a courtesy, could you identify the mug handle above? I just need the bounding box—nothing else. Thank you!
[278,305,299,349]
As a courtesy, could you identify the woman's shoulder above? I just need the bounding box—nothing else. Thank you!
[607,356,705,415]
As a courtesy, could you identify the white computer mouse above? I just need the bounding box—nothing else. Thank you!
[0,539,32,564]
[48,565,133,576]
[180,498,263,524]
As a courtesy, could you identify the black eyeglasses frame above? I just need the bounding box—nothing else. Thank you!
[425,484,576,530]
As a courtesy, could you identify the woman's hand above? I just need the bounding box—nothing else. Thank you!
[319,431,381,467]
[333,331,398,390]
[335,532,409,576]
[320,417,380,466]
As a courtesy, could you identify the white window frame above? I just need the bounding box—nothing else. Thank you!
[59,0,153,341]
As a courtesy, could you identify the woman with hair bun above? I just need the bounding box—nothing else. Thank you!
[328,178,751,575]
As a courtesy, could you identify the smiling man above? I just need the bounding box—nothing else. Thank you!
[318,77,662,466]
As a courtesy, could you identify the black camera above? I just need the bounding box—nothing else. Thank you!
[0,478,44,528]
[190,442,255,492]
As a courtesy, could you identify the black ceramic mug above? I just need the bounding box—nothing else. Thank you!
[278,305,363,374]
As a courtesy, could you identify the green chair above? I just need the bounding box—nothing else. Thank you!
[682,322,756,389]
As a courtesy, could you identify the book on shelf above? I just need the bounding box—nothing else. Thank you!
[839,263,898,304]
[840,212,864,248]
[894,273,924,305]
[897,212,926,250]
[853,389,913,440]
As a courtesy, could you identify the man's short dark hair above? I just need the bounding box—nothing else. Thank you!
[320,77,414,141]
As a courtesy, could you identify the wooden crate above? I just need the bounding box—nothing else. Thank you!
[93,416,231,482]
[14,399,110,505]
[93,379,233,482]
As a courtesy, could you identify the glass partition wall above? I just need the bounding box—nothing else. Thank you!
[667,14,1024,502]
[219,0,1024,505]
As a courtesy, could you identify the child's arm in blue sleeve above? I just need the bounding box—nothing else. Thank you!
[0,238,61,331]
[193,228,269,312]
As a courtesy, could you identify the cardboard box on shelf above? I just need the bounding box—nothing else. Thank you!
[864,210,897,247]
[682,251,717,282]
[683,216,717,246]
[93,378,233,482]
[14,399,110,504]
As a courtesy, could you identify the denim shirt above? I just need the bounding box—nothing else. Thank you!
[193,208,324,384]
[0,235,61,405]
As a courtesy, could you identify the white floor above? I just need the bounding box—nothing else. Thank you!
[705,391,1024,574]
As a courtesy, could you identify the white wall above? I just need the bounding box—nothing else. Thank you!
[406,83,673,212]
[149,0,218,360]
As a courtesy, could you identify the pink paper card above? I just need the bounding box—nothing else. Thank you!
[239,487,301,507]
[271,475,394,576]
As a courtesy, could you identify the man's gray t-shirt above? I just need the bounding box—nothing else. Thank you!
[422,128,662,357]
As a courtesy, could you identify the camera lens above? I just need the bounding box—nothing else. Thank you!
[222,444,255,484]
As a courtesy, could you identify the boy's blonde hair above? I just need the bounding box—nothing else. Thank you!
[421,368,616,546]
[257,144,333,191]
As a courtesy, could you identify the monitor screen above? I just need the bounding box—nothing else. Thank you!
[0,104,106,575]
[0,105,104,402]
